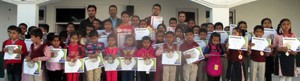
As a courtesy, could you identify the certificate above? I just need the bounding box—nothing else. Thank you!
[137,58,156,72]
[48,49,67,63]
[4,45,22,60]
[118,57,137,71]
[162,51,181,65]
[84,54,104,71]
[65,59,85,73]
[152,43,164,50]
[24,39,32,51]
[23,60,41,76]
[151,16,163,29]
[104,58,121,71]
[262,28,277,39]
[206,32,212,40]
[251,37,269,51]
[213,31,229,43]
[297,38,300,52]
[228,35,246,50]
[183,47,205,64]
[283,37,300,51]
[194,34,200,40]
[194,40,207,51]
[135,28,151,40]
[166,27,175,32]
[229,24,237,35]
[118,33,131,48]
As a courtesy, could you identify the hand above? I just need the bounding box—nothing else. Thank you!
[88,54,94,58]
[104,56,108,60]
[26,56,31,61]
[288,51,297,55]
[66,57,71,61]
[278,47,288,52]
[72,58,77,62]
[247,50,252,55]
[184,54,191,59]
[143,56,148,60]
[222,54,227,58]
[3,48,8,52]
[226,43,229,48]
[269,45,275,49]
[32,58,39,62]
[204,54,210,58]
[51,52,55,57]
[193,60,200,64]
[250,43,255,46]
[13,49,22,54]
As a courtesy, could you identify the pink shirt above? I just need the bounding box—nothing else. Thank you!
[46,46,63,71]
[273,33,295,47]
[136,47,156,58]
[33,41,51,61]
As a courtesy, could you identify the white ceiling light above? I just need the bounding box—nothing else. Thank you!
[191,0,256,8]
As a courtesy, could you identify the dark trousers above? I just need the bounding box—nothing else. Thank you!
[207,75,220,81]
[6,63,22,81]
[122,71,135,81]
[47,70,63,81]
[139,72,154,81]
[101,67,107,81]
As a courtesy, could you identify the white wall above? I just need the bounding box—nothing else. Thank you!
[0,2,17,50]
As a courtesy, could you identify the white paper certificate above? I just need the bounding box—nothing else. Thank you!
[137,58,156,72]
[24,39,32,51]
[48,49,67,63]
[151,16,163,29]
[166,27,175,32]
[118,33,131,48]
[84,54,104,71]
[213,31,229,43]
[118,57,137,71]
[297,38,300,52]
[206,32,213,40]
[262,28,277,39]
[251,37,269,51]
[135,28,151,40]
[104,58,121,71]
[152,43,164,50]
[195,40,207,50]
[283,37,300,51]
[65,59,85,73]
[228,35,246,50]
[4,45,22,60]
[23,60,41,76]
[183,47,205,64]
[162,51,181,65]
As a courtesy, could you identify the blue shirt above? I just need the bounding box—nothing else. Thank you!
[110,17,118,30]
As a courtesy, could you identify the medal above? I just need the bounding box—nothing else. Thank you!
[284,43,291,56]
[260,51,264,56]
[117,28,122,33]
[238,50,243,60]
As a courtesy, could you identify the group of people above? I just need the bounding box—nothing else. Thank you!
[2,3,298,81]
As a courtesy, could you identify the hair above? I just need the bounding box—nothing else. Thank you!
[185,29,194,34]
[7,25,16,32]
[59,30,68,41]
[188,19,195,23]
[52,35,60,41]
[165,31,175,36]
[209,32,221,44]
[132,15,140,21]
[156,30,165,36]
[141,36,152,44]
[125,34,135,46]
[233,27,245,36]
[67,22,74,27]
[200,23,207,28]
[152,3,161,10]
[157,24,167,31]
[253,25,264,32]
[261,18,273,29]
[276,18,291,35]
[68,31,81,44]
[8,25,22,34]
[46,33,55,42]
[178,11,186,16]
[87,24,95,29]
[140,20,147,23]
[30,28,43,39]
[92,19,101,24]
[39,24,49,33]
[18,23,28,28]
[237,21,247,29]
[169,17,177,23]
[175,25,184,32]
[206,23,214,29]
[107,33,117,41]
[121,11,130,16]
[214,22,223,29]
[87,5,97,11]
[109,5,117,10]
[103,19,112,24]
[199,28,208,34]
[88,30,99,37]
[25,26,38,39]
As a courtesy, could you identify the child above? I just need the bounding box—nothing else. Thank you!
[140,20,148,28]
[196,28,208,81]
[65,22,75,43]
[187,19,196,30]
[2,26,28,81]
[273,18,298,81]
[24,28,51,81]
[157,24,167,32]
[206,23,214,32]
[115,11,134,35]
[175,26,185,46]
[85,30,105,81]
[225,27,247,81]
[66,31,85,81]
[39,24,50,41]
[214,22,224,31]
[180,30,199,81]
[156,31,179,81]
[261,18,274,81]
[25,26,38,39]
[93,19,103,30]
[237,21,251,80]
[200,23,207,29]
[104,34,121,81]
[81,25,95,45]
[168,17,177,32]
[193,26,200,35]
[46,35,64,81]
[155,30,165,44]
[19,23,28,40]
[136,36,156,81]
[131,15,140,28]
[224,26,230,32]
[121,35,138,81]
[153,30,165,81]
[204,32,225,81]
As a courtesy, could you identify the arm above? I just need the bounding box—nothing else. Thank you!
[155,46,163,56]
[35,45,51,61]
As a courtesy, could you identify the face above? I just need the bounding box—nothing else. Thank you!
[179,13,186,23]
[207,24,214,32]
[70,35,79,44]
[188,21,195,28]
[104,22,113,31]
[20,25,27,34]
[263,20,272,28]
[232,29,241,36]
[87,7,96,17]
[126,37,134,46]
[142,40,151,49]
[108,38,116,47]
[175,29,183,38]
[156,33,164,42]
[93,21,101,30]
[131,17,140,26]
[169,20,177,27]
[86,27,94,35]
[199,32,207,40]
[66,24,75,33]
[140,21,147,28]
[185,32,194,41]
[40,27,46,33]
[90,36,98,44]
[121,14,130,24]
[212,36,220,45]
[152,6,161,16]
[30,35,40,43]
[224,27,230,31]
[239,24,247,31]
[254,29,264,37]
[193,28,200,34]
[215,26,223,31]
[109,7,117,17]
[157,26,166,32]
[9,30,19,40]
[52,37,61,47]
[166,34,174,44]
[281,21,291,32]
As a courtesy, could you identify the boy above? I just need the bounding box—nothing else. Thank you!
[214,22,224,31]
[24,28,51,81]
[19,23,28,40]
[168,17,177,32]
[180,29,199,81]
[115,11,134,35]
[39,24,50,41]
[93,19,103,30]
[196,28,208,81]
[2,26,28,81]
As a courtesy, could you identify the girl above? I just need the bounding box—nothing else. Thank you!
[214,22,223,31]
[187,19,196,30]
[175,26,185,46]
[46,35,64,81]
[121,35,138,81]
[157,24,167,32]
[153,30,165,81]
[140,20,148,28]
[131,15,140,28]
[204,32,225,81]
[81,25,94,45]
[273,18,298,81]
[136,36,156,81]
[225,27,247,81]
[261,18,274,81]
[193,26,201,40]
[206,23,214,32]
[104,34,121,81]
[157,31,179,81]
[237,21,251,80]
[66,31,85,81]
[65,22,75,43]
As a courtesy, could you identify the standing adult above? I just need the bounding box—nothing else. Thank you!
[80,5,101,32]
[145,3,162,26]
[105,5,122,30]
[178,11,188,33]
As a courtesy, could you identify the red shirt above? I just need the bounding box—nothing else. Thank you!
[136,47,156,58]
[250,50,267,62]
[115,24,135,35]
[180,41,199,64]
[67,43,85,58]
[2,39,28,64]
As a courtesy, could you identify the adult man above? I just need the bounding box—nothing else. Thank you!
[80,5,101,32]
[145,3,162,26]
[104,5,122,30]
